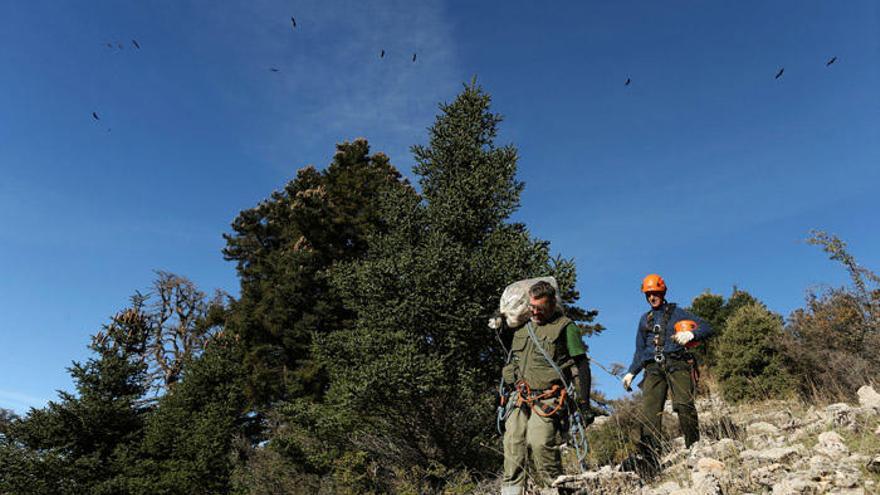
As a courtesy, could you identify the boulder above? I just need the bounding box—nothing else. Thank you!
[833,468,861,489]
[695,457,725,474]
[806,455,834,481]
[771,474,820,495]
[551,466,641,494]
[742,446,803,464]
[747,421,781,437]
[651,481,681,495]
[814,431,850,460]
[750,463,784,487]
[857,385,880,411]
[692,471,723,495]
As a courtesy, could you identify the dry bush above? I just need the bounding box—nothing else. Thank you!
[780,231,880,403]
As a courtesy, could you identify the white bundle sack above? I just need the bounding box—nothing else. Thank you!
[488,276,561,330]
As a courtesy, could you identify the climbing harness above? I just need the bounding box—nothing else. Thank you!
[645,303,700,386]
[495,319,594,471]
[525,321,591,471]
[646,303,676,364]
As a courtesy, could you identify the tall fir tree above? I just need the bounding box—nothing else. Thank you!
[0,308,150,495]
[305,81,601,491]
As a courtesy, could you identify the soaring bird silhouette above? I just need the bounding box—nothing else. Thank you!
[117,42,123,50]
[290,16,297,29]
[625,77,631,86]
[92,112,100,121]
[105,42,113,49]
[269,67,280,72]
[826,56,837,66]
[380,49,385,58]
[132,39,140,49]
[412,53,417,62]
[775,68,784,79]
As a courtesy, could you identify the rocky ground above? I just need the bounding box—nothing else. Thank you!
[549,386,880,495]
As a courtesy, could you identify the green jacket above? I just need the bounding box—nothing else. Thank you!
[502,312,586,390]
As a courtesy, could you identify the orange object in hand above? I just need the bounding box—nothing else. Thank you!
[674,320,700,348]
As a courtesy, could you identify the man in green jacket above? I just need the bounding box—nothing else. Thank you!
[500,281,591,495]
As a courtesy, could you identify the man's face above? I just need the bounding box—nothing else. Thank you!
[645,291,665,309]
[529,295,555,324]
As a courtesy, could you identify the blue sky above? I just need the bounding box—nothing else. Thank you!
[1,1,877,412]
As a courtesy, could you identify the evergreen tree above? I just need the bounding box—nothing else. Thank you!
[305,81,600,491]
[117,339,249,495]
[223,139,407,405]
[689,288,758,365]
[714,303,794,402]
[0,309,149,494]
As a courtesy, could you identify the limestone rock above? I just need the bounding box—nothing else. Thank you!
[833,467,861,489]
[750,463,784,487]
[771,474,820,495]
[695,457,725,474]
[692,471,722,495]
[742,446,803,464]
[651,481,681,495]
[814,430,850,460]
[747,421,781,437]
[867,455,880,474]
[551,466,641,494]
[807,455,834,481]
[857,385,880,411]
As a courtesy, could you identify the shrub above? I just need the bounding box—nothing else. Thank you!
[714,303,794,403]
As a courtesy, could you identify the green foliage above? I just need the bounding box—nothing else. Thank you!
[120,341,249,495]
[688,288,758,365]
[296,81,599,489]
[714,303,794,403]
[223,138,407,405]
[0,310,149,494]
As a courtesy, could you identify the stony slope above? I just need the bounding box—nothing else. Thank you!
[550,386,880,495]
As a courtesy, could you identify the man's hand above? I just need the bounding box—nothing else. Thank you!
[672,331,694,346]
[622,373,634,391]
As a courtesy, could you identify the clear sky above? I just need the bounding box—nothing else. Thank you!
[1,1,877,412]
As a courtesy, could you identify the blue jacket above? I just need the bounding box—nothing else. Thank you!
[626,303,713,376]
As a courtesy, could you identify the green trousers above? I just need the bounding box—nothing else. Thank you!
[640,359,700,453]
[501,399,561,494]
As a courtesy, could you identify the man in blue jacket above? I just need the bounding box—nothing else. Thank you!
[622,274,713,475]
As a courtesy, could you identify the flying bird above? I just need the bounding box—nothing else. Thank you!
[826,56,837,66]
[625,77,631,86]
[775,68,784,79]
[412,53,417,62]
[105,42,113,49]
[132,39,140,49]
[92,112,100,121]
[117,42,123,50]
[291,16,297,29]
[380,49,385,58]
[269,67,280,72]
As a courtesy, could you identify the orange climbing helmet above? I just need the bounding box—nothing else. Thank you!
[641,274,667,293]
[674,319,700,348]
